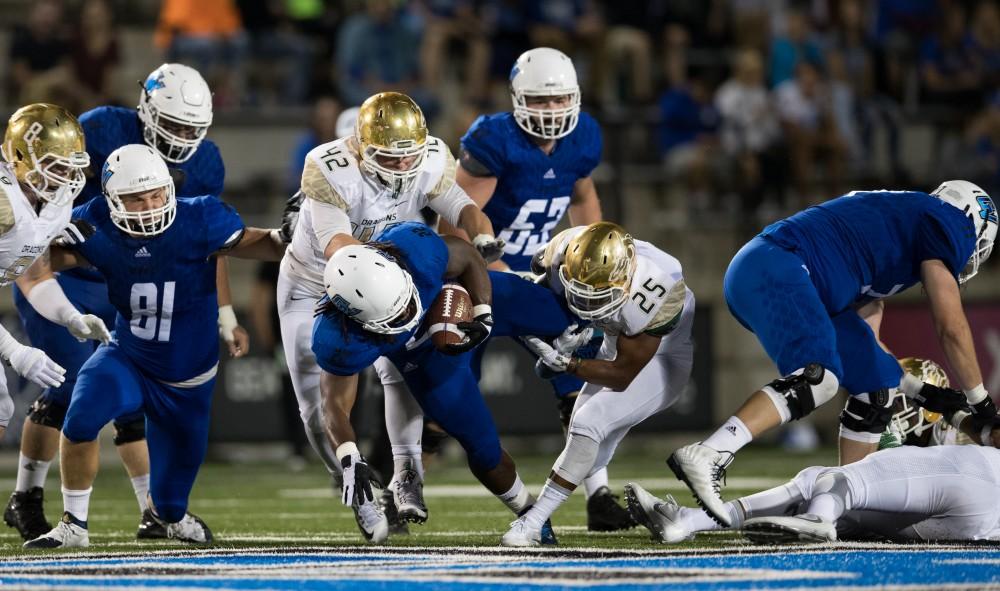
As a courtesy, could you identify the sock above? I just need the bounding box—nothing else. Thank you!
[497,475,533,514]
[62,487,92,524]
[15,454,51,492]
[582,467,609,499]
[703,416,753,454]
[131,474,150,512]
[391,445,424,481]
[738,482,804,523]
[678,505,726,532]
[522,479,571,530]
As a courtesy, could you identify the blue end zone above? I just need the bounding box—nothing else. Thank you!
[2,545,999,590]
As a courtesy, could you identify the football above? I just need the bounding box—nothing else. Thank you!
[428,283,473,350]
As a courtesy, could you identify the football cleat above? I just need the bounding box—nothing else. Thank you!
[379,487,409,536]
[352,500,389,544]
[668,443,734,527]
[539,518,558,545]
[4,487,52,541]
[164,512,213,544]
[624,482,693,543]
[136,508,168,539]
[743,514,837,545]
[392,465,428,524]
[586,486,636,531]
[501,517,541,547]
[23,512,88,549]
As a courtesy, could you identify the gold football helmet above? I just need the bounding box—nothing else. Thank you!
[355,92,427,193]
[558,222,637,320]
[892,357,950,438]
[2,103,89,206]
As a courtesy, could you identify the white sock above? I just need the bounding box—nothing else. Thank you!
[15,454,51,492]
[391,445,424,481]
[522,479,571,530]
[738,482,804,523]
[131,474,150,512]
[678,505,726,532]
[703,416,753,454]
[582,467,609,499]
[62,487,92,523]
[497,475,533,515]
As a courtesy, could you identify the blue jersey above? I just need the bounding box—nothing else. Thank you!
[312,223,449,376]
[461,112,601,271]
[70,196,245,382]
[760,191,976,314]
[79,106,225,204]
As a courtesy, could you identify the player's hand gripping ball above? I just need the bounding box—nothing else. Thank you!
[428,283,474,352]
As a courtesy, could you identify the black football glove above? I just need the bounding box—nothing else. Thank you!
[278,191,304,244]
[55,219,96,247]
[971,396,998,419]
[472,234,505,263]
[340,453,381,507]
[443,312,493,354]
[530,247,548,276]
[906,383,968,415]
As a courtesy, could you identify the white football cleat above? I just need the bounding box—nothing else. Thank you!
[624,482,693,543]
[501,517,541,547]
[743,514,837,545]
[668,443,734,527]
[23,513,89,549]
[392,466,428,524]
[353,500,389,544]
[165,512,213,544]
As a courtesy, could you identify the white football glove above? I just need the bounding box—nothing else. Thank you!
[521,336,573,372]
[552,323,594,355]
[8,345,66,388]
[340,453,380,507]
[473,234,506,263]
[68,313,112,344]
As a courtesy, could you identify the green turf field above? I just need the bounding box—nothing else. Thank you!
[0,446,837,555]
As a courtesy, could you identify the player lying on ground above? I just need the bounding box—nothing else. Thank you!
[668,182,999,527]
[278,91,502,531]
[19,144,287,549]
[502,222,694,546]
[312,222,577,543]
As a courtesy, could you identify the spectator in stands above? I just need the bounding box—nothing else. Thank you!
[479,0,532,102]
[596,1,661,107]
[525,0,604,95]
[8,0,72,105]
[336,0,439,118]
[918,2,984,112]
[155,0,248,108]
[969,1,1000,92]
[418,0,490,106]
[658,72,721,217]
[872,0,940,100]
[236,0,315,106]
[768,7,823,88]
[775,59,847,204]
[715,49,786,218]
[286,95,342,195]
[70,0,121,111]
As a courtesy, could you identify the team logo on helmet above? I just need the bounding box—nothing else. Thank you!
[331,294,362,317]
[977,195,997,225]
[144,73,166,93]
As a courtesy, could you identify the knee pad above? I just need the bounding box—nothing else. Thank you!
[27,395,68,429]
[112,416,146,446]
[762,364,839,422]
[0,394,13,428]
[839,390,894,443]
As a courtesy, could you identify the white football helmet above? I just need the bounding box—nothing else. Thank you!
[510,47,581,140]
[336,106,360,139]
[323,245,423,335]
[931,180,998,283]
[101,144,176,236]
[137,63,213,163]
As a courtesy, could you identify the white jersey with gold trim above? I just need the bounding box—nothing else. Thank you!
[0,163,71,286]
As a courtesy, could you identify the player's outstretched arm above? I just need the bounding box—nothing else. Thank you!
[526,330,661,392]
[319,370,380,507]
[15,248,110,345]
[222,227,287,261]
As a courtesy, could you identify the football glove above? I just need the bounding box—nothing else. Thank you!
[906,383,968,415]
[67,313,112,344]
[444,312,494,354]
[278,191,304,244]
[971,396,997,420]
[529,247,548,276]
[473,234,505,263]
[55,219,96,247]
[553,323,595,355]
[522,336,573,373]
[7,344,65,388]
[341,453,381,507]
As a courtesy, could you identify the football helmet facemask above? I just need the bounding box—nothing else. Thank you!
[559,222,637,321]
[510,47,581,140]
[2,103,89,206]
[355,93,427,194]
[137,63,213,164]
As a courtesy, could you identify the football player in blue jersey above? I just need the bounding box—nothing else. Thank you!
[19,145,286,549]
[312,221,577,543]
[669,181,999,528]
[442,47,633,530]
[6,63,248,542]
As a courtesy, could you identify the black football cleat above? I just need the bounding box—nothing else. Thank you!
[587,486,638,532]
[5,487,53,541]
[380,487,409,536]
[136,508,168,539]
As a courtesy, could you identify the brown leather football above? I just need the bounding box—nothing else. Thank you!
[428,283,473,350]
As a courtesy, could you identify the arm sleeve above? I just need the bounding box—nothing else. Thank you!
[427,181,476,227]
[310,200,353,251]
[200,197,246,255]
[459,117,505,177]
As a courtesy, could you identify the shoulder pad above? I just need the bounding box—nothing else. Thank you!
[0,179,16,237]
[301,139,358,211]
[421,137,457,199]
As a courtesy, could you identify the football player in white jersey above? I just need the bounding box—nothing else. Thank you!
[0,104,110,441]
[278,91,502,538]
[501,222,695,546]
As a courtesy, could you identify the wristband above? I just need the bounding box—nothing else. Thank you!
[473,304,492,318]
[965,384,988,405]
[218,304,238,339]
[335,441,360,461]
[949,409,971,430]
[567,357,581,374]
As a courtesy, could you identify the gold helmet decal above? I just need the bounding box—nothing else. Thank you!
[2,103,89,205]
[559,222,637,320]
[893,357,951,437]
[355,92,427,193]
